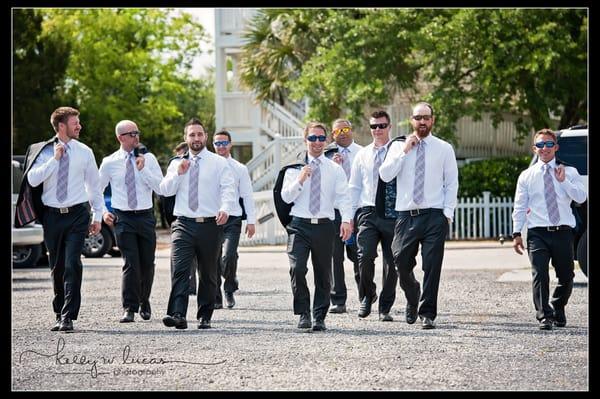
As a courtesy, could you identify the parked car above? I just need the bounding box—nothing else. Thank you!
[524,125,588,275]
[82,184,120,258]
[12,160,45,268]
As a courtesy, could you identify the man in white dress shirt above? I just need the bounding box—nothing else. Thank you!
[327,119,363,314]
[99,120,164,323]
[159,118,236,330]
[212,130,256,309]
[512,128,587,330]
[26,106,103,332]
[380,102,459,329]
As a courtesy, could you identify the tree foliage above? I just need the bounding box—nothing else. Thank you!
[240,9,587,142]
[13,8,214,163]
[458,156,532,198]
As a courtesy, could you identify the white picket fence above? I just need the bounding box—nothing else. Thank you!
[239,191,514,246]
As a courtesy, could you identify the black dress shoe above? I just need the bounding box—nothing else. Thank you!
[58,318,74,332]
[225,292,235,309]
[139,311,151,321]
[379,312,393,322]
[539,318,553,330]
[50,315,61,331]
[329,304,347,314]
[214,302,223,309]
[297,312,312,329]
[312,319,327,331]
[162,313,187,329]
[406,304,418,324]
[553,308,566,327]
[198,318,211,329]
[421,317,435,329]
[120,310,135,323]
[358,296,373,318]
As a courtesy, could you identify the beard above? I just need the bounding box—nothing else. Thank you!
[189,141,205,152]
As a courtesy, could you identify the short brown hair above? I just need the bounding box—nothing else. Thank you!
[214,130,232,142]
[533,128,557,144]
[303,121,327,139]
[184,118,204,134]
[370,110,390,124]
[50,106,80,132]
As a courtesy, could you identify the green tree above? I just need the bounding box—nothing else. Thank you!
[12,9,70,154]
[32,8,211,161]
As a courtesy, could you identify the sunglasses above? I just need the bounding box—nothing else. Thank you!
[369,123,389,130]
[213,140,230,147]
[306,135,327,142]
[534,141,556,149]
[332,126,351,136]
[412,115,432,121]
[120,130,140,137]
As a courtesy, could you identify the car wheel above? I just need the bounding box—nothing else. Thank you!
[13,244,43,268]
[82,225,113,258]
[577,230,587,276]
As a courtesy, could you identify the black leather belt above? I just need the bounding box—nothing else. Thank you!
[398,208,442,217]
[177,216,217,223]
[358,206,376,212]
[114,208,153,214]
[531,225,572,232]
[45,203,86,214]
[292,217,332,225]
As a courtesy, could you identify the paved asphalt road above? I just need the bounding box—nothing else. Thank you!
[11,234,588,391]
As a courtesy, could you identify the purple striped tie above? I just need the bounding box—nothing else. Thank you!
[56,143,69,202]
[543,164,560,225]
[309,158,321,215]
[188,156,199,211]
[413,140,426,204]
[125,152,138,209]
[340,148,351,180]
[372,147,385,198]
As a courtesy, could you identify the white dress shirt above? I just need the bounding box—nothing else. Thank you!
[333,141,363,210]
[379,134,459,220]
[225,156,257,224]
[98,148,164,211]
[348,142,387,216]
[512,158,587,231]
[159,147,237,218]
[27,138,104,222]
[281,154,352,222]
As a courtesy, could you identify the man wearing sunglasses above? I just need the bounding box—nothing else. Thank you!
[512,129,586,330]
[325,119,363,314]
[98,120,164,323]
[348,110,406,322]
[211,130,256,310]
[281,122,353,331]
[380,102,459,329]
[160,118,236,330]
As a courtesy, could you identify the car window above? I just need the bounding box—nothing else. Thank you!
[557,136,587,176]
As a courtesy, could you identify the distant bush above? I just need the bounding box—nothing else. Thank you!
[458,156,532,198]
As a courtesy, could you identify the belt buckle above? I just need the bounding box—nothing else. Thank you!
[311,218,318,224]
[59,207,69,214]
[195,217,205,223]
[547,226,559,232]
[409,209,419,216]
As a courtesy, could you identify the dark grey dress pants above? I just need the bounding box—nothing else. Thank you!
[216,216,243,301]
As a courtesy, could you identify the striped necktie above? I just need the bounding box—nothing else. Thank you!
[543,164,560,225]
[340,147,351,180]
[125,152,138,209]
[56,143,69,202]
[372,146,385,200]
[309,158,321,215]
[188,155,200,211]
[412,140,426,204]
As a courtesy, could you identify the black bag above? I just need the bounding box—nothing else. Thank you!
[273,163,305,228]
[375,135,406,219]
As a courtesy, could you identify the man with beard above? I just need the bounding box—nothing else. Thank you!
[23,106,103,332]
[159,118,236,330]
[99,120,164,323]
[380,102,458,329]
[281,122,353,332]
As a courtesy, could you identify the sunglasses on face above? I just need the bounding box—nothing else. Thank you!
[534,141,556,149]
[306,135,327,142]
[332,126,351,136]
[213,140,230,147]
[412,115,432,121]
[369,123,389,130]
[120,130,140,137]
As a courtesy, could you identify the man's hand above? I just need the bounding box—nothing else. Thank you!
[103,212,116,226]
[89,221,101,236]
[216,211,229,225]
[340,221,352,242]
[298,165,312,184]
[178,159,190,175]
[555,164,566,182]
[513,236,524,255]
[332,153,343,165]
[403,134,420,154]
[135,155,145,171]
[54,142,66,160]
[246,224,256,238]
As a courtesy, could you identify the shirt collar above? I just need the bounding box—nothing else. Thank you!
[536,158,557,170]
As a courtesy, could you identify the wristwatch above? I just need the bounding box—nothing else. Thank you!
[512,232,522,239]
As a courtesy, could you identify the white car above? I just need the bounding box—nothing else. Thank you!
[12,160,45,268]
